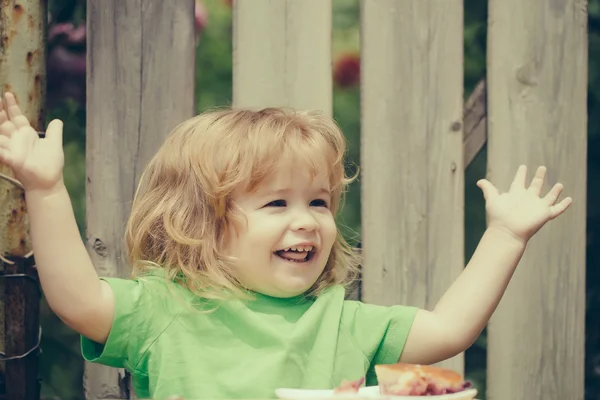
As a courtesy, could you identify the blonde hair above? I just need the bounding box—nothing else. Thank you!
[125,107,360,301]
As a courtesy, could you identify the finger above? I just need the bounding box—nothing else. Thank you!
[543,182,563,205]
[0,135,10,149]
[509,165,528,192]
[0,119,16,138]
[0,148,15,167]
[477,179,500,201]
[0,96,6,125]
[46,119,63,148]
[4,92,31,129]
[549,197,573,219]
[527,166,547,196]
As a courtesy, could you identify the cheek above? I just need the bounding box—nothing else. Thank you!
[320,215,338,243]
[224,216,249,257]
[238,215,278,250]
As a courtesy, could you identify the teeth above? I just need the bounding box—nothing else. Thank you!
[282,245,314,252]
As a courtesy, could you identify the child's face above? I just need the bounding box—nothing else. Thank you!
[227,162,337,298]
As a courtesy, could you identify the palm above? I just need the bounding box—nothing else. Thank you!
[0,93,64,191]
[478,165,572,242]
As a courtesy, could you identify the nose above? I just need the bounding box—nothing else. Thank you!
[290,209,319,232]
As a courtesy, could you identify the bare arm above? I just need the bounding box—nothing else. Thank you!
[26,184,114,343]
[400,227,524,364]
[0,93,113,344]
[400,165,572,364]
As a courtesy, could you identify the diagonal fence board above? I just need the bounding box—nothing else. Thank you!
[85,1,196,398]
[486,0,587,399]
[359,0,465,373]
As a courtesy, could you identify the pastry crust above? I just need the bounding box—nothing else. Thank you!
[375,363,470,396]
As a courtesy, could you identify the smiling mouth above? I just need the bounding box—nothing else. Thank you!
[274,246,316,263]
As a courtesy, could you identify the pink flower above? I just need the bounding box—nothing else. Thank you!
[333,53,360,88]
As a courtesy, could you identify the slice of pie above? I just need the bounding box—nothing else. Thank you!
[333,377,365,394]
[374,363,472,396]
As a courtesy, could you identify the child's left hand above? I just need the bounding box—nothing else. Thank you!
[476,165,572,244]
[401,165,573,366]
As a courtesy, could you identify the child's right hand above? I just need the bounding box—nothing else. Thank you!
[0,92,65,193]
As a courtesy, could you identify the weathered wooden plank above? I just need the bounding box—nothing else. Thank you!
[347,79,485,303]
[486,1,587,399]
[232,0,332,115]
[360,0,464,373]
[0,1,46,398]
[85,1,195,399]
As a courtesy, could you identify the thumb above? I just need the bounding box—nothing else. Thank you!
[45,119,63,148]
[477,179,499,201]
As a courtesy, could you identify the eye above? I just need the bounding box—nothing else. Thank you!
[310,199,329,208]
[265,199,286,207]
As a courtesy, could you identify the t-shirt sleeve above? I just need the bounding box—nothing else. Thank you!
[80,276,171,370]
[341,300,418,384]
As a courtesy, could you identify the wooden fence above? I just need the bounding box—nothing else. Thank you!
[84,1,196,398]
[0,0,588,399]
[88,0,588,399]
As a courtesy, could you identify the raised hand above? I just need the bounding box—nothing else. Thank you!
[0,92,64,192]
[476,165,572,243]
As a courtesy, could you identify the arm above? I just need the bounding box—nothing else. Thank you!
[400,165,572,365]
[400,227,524,364]
[0,93,113,344]
[26,185,114,343]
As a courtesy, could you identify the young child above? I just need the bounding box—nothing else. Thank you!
[0,92,571,399]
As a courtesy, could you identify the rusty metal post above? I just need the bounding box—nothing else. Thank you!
[3,256,41,400]
[0,1,47,399]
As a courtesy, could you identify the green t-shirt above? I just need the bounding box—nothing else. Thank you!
[81,275,417,399]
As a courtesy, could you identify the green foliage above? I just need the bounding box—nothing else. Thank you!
[586,3,600,399]
[463,1,488,397]
[332,0,361,244]
[195,0,234,112]
[47,100,86,235]
[41,84,86,400]
[48,0,85,24]
[39,3,87,398]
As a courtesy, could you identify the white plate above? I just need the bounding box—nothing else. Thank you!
[275,386,380,399]
[275,386,478,400]
[387,389,478,400]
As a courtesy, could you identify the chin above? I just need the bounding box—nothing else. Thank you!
[272,286,311,298]
[260,280,317,298]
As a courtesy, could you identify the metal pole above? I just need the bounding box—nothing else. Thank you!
[0,1,47,399]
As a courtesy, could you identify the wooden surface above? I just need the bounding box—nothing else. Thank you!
[232,0,332,115]
[359,0,464,373]
[85,1,196,398]
[486,0,587,399]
